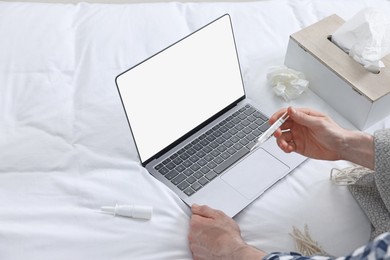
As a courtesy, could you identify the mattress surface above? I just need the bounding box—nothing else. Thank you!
[1,0,390,259]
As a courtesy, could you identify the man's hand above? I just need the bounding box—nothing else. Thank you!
[270,107,374,169]
[188,204,266,260]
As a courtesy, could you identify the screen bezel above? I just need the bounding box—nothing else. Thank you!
[115,14,246,166]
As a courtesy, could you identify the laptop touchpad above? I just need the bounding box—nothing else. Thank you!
[221,148,289,200]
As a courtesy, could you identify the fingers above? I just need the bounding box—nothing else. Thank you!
[288,107,325,128]
[275,128,295,152]
[277,137,296,153]
[191,204,225,219]
[270,106,328,131]
[190,204,223,232]
[273,124,296,153]
[280,129,293,141]
[270,107,326,123]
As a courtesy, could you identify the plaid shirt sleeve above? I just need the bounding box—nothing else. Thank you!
[263,232,390,260]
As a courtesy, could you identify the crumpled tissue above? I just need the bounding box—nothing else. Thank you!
[267,66,309,101]
[331,8,390,73]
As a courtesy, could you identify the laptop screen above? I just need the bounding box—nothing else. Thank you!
[116,15,245,164]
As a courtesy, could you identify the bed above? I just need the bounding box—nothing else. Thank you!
[1,0,390,259]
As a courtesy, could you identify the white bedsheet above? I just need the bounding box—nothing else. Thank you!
[1,0,390,259]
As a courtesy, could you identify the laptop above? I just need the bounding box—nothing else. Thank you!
[116,14,306,217]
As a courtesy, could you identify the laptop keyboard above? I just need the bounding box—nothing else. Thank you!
[154,104,270,197]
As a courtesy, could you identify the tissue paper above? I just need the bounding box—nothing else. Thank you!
[332,8,390,73]
[267,66,309,101]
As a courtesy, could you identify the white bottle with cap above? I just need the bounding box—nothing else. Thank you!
[101,204,153,220]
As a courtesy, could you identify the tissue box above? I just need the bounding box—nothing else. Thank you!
[285,14,390,130]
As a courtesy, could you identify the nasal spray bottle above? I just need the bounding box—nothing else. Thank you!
[101,204,153,220]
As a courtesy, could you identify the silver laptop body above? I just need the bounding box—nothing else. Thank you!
[116,14,306,217]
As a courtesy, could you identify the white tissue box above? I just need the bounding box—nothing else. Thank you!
[285,14,390,130]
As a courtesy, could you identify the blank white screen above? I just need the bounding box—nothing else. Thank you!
[116,15,245,163]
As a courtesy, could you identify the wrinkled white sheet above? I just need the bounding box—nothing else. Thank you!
[1,0,390,259]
